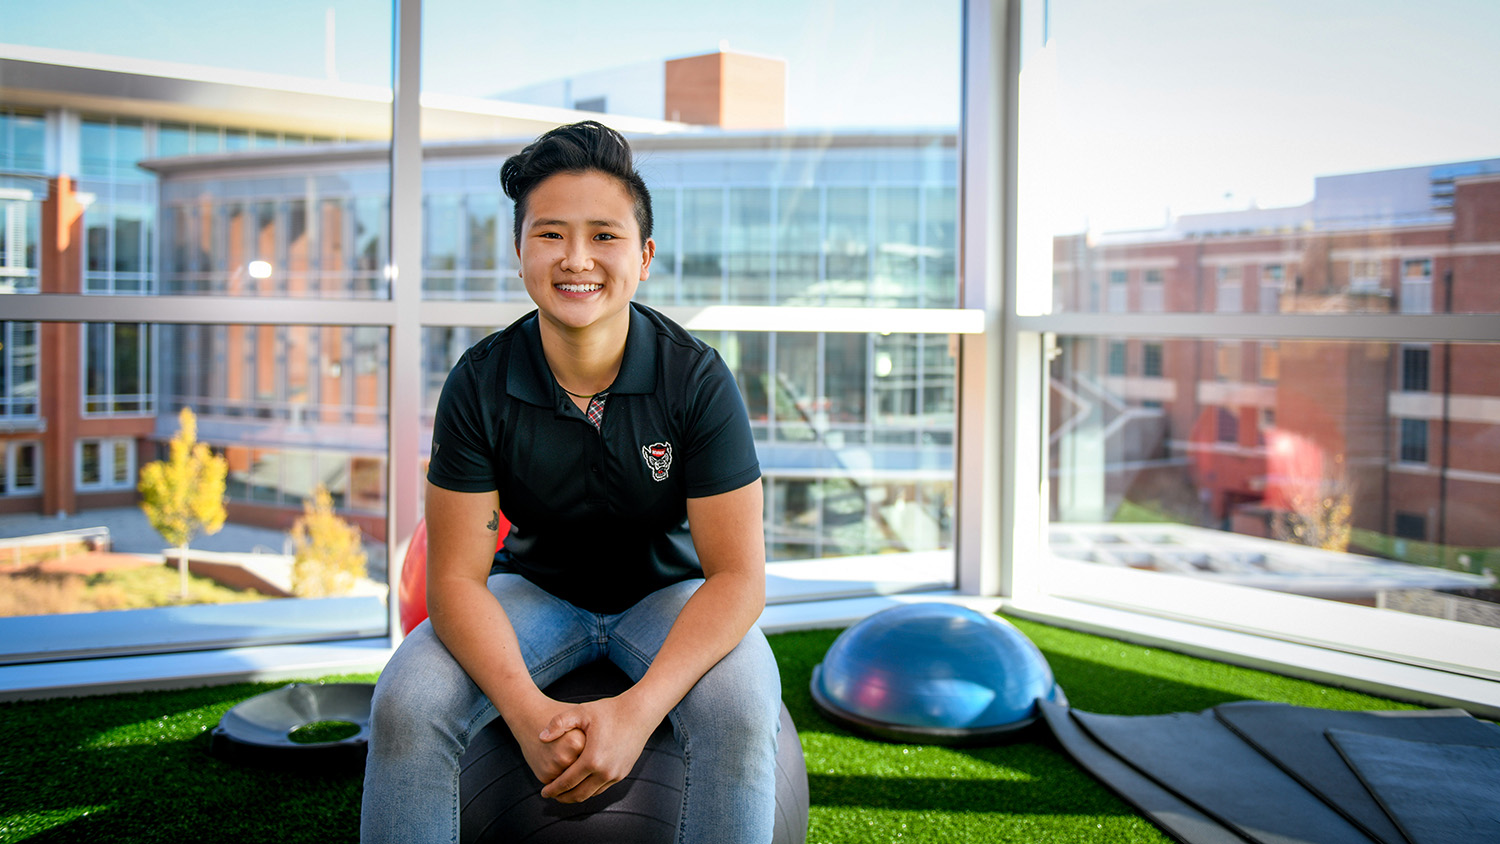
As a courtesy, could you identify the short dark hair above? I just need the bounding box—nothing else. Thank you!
[500,120,653,245]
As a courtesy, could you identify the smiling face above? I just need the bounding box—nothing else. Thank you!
[517,169,654,337]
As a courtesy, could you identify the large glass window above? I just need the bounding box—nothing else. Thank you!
[1049,337,1497,619]
[0,2,396,661]
[1,0,967,669]
[1020,0,1500,678]
[0,319,389,632]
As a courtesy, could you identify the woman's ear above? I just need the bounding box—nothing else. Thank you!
[639,237,656,280]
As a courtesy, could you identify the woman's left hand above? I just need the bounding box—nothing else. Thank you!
[535,694,661,803]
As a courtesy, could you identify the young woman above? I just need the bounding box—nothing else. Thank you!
[360,121,782,843]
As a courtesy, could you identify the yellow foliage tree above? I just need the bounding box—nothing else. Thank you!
[291,485,368,598]
[138,407,228,600]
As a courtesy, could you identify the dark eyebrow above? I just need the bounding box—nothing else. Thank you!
[527,217,628,230]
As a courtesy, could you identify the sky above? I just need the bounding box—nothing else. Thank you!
[0,0,962,128]
[4,0,1497,234]
[1042,0,1500,231]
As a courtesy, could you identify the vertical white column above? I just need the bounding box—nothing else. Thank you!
[386,0,423,646]
[955,0,1016,596]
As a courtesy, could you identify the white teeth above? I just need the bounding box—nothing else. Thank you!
[558,283,603,293]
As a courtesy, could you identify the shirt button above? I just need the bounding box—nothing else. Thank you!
[591,465,600,474]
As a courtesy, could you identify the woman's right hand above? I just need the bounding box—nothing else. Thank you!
[512,699,589,787]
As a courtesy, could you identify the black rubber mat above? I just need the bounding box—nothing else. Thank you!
[1327,730,1500,844]
[1038,701,1250,844]
[1214,701,1500,844]
[1071,709,1375,844]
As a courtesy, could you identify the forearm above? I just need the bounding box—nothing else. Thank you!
[623,567,765,722]
[428,575,549,728]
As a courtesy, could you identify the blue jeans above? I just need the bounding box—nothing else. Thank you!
[360,575,782,844]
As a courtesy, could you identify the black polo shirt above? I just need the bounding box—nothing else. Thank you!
[427,303,761,613]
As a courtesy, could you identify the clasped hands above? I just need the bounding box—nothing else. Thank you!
[514,693,660,804]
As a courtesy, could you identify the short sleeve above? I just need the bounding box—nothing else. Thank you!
[679,349,761,498]
[427,355,498,493]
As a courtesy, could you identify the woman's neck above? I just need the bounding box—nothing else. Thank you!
[537,310,629,401]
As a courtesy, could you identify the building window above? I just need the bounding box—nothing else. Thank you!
[1107,341,1127,375]
[1106,269,1128,312]
[1260,264,1283,313]
[1393,512,1427,541]
[80,117,147,181]
[1401,258,1433,314]
[1,321,40,418]
[1217,407,1239,444]
[1215,265,1242,313]
[1142,268,1164,312]
[77,437,136,491]
[1259,342,1279,383]
[1215,341,1241,381]
[1401,346,1430,392]
[1,193,42,293]
[1398,418,1429,464]
[84,201,154,294]
[1143,342,1164,377]
[83,323,154,415]
[1349,258,1383,292]
[0,109,47,172]
[1,441,41,496]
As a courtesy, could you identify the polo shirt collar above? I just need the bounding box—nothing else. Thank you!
[507,303,658,407]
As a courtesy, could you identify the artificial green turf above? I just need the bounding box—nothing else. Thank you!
[0,617,1421,844]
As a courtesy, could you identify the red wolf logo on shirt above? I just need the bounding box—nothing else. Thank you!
[641,442,672,482]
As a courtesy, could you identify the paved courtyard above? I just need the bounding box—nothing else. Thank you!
[0,507,389,582]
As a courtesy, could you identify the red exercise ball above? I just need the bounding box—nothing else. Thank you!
[398,514,509,635]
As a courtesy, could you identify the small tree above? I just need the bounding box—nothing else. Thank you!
[138,407,228,600]
[290,485,368,598]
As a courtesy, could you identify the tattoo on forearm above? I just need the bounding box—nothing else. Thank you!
[487,511,499,532]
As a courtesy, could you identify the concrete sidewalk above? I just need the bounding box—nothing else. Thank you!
[0,507,389,582]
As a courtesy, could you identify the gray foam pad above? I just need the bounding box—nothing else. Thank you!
[1215,701,1500,844]
[1038,701,1251,844]
[1327,730,1500,844]
[1071,709,1375,844]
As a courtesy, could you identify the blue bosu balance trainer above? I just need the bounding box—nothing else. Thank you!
[811,603,1065,745]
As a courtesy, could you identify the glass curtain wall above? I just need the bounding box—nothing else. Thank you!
[0,1,395,654]
[418,0,966,599]
[0,0,969,661]
[1016,0,1500,674]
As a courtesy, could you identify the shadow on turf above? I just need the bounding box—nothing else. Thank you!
[4,735,364,844]
[0,687,366,844]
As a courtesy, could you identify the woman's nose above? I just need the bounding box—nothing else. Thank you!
[561,240,593,272]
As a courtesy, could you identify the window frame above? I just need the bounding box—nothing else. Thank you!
[1,440,42,497]
[5,0,1498,712]
[75,436,136,492]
